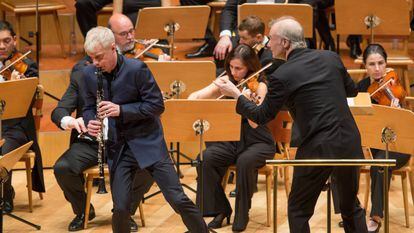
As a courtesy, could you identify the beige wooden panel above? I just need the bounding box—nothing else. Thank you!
[38,131,70,168]
[39,69,71,103]
[162,99,241,142]
[146,61,216,99]
[135,6,210,39]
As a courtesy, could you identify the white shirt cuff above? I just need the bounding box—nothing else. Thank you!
[61,116,75,130]
[219,30,232,38]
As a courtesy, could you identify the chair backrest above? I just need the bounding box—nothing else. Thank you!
[32,84,44,134]
[266,111,293,159]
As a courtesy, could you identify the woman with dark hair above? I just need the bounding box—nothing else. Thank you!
[358,43,410,233]
[189,44,275,232]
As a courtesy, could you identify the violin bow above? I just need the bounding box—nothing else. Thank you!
[217,62,273,99]
[369,70,395,97]
[134,39,160,59]
[0,50,32,75]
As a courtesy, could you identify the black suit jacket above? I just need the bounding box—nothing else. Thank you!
[82,55,168,169]
[236,48,363,162]
[51,56,91,144]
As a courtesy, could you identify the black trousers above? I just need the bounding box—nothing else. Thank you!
[369,150,410,218]
[53,141,154,216]
[111,145,207,233]
[1,125,29,204]
[75,0,161,37]
[288,166,368,233]
[196,141,274,229]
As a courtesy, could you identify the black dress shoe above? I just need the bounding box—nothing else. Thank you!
[232,215,249,232]
[229,190,236,198]
[207,212,231,229]
[338,221,344,228]
[130,217,138,232]
[185,43,214,58]
[68,205,96,231]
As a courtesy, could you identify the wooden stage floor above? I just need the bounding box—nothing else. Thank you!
[5,167,414,233]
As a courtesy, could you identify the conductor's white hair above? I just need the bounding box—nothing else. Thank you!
[84,26,115,53]
[270,17,307,49]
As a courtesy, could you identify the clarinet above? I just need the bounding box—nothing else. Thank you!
[95,68,108,194]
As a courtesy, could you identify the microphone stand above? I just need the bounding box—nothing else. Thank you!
[35,0,40,67]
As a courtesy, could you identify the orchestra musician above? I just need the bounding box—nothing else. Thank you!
[189,44,275,232]
[0,20,45,214]
[214,17,368,233]
[214,0,335,61]
[52,14,164,232]
[216,15,285,76]
[75,0,161,38]
[82,26,208,233]
[357,44,410,233]
[108,14,170,61]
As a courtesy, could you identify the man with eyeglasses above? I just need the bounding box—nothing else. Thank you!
[52,14,157,232]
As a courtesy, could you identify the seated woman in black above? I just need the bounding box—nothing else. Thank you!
[358,43,411,233]
[188,44,275,232]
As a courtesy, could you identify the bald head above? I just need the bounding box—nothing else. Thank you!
[270,17,306,50]
[108,14,135,52]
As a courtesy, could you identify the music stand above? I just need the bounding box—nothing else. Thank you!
[238,3,313,38]
[335,0,410,44]
[144,62,216,199]
[135,6,210,59]
[353,104,414,233]
[0,78,40,230]
[161,99,241,227]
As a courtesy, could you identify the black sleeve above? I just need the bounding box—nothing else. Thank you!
[220,0,241,32]
[23,57,38,77]
[236,73,289,125]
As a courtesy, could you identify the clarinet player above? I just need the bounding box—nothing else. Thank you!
[82,26,208,233]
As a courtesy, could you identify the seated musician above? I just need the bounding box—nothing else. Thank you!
[217,15,284,76]
[358,44,410,233]
[108,14,170,61]
[52,14,158,232]
[189,44,275,232]
[0,20,44,214]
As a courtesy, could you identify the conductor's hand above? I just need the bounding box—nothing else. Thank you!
[87,120,101,137]
[214,36,232,61]
[213,77,241,99]
[68,117,87,134]
[98,101,120,118]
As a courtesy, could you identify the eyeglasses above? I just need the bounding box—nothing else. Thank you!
[115,28,135,38]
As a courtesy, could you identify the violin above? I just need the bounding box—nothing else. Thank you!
[124,39,164,61]
[0,50,31,81]
[217,62,273,99]
[367,69,406,107]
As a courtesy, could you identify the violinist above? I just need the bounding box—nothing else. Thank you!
[0,22,37,81]
[189,44,275,232]
[357,44,410,233]
[108,14,170,61]
[0,20,44,214]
